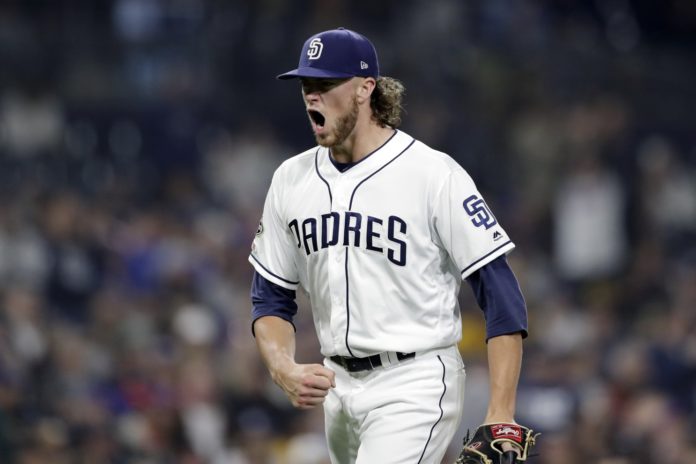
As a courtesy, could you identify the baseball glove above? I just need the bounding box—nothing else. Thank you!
[455,423,538,464]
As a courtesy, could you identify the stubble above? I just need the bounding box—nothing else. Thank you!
[316,95,359,148]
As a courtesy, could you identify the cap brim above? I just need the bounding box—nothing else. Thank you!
[276,67,355,80]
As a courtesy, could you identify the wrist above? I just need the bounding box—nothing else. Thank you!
[269,356,296,381]
[483,412,516,424]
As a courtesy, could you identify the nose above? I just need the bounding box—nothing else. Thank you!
[304,91,320,104]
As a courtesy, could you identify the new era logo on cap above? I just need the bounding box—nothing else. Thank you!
[277,27,379,80]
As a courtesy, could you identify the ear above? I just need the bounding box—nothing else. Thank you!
[355,77,376,104]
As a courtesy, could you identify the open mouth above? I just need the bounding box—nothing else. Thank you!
[308,110,325,129]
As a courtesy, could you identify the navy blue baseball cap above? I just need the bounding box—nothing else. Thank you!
[277,28,379,80]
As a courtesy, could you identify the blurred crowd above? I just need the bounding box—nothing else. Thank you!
[0,1,695,463]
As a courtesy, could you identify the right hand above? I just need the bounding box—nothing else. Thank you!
[271,362,336,409]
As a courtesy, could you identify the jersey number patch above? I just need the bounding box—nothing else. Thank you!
[463,195,497,230]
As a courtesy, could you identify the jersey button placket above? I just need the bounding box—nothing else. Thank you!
[327,238,346,345]
[328,179,350,351]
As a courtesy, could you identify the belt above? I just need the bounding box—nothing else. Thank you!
[330,352,415,372]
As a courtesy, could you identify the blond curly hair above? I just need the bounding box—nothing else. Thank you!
[370,76,405,128]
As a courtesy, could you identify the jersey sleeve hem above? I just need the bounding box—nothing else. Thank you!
[460,240,515,280]
[486,328,529,342]
[248,254,300,290]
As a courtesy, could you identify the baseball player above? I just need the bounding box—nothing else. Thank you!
[249,28,531,464]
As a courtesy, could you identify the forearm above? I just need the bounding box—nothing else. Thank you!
[253,315,335,408]
[484,332,523,423]
[253,315,297,380]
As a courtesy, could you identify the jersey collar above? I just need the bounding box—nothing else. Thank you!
[316,130,414,182]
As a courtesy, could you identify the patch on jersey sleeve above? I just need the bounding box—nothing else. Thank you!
[256,220,264,236]
[463,195,498,230]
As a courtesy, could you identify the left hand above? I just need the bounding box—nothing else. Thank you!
[454,422,538,464]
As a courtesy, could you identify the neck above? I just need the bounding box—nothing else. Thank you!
[331,122,395,164]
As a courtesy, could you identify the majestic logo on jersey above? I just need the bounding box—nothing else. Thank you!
[463,195,497,230]
[288,211,408,266]
[307,38,323,60]
[255,221,264,236]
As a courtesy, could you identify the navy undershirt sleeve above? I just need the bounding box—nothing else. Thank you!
[465,255,528,341]
[250,271,298,336]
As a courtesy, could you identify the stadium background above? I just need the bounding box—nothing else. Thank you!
[0,0,695,463]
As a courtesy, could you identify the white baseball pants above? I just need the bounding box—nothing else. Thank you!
[323,345,466,464]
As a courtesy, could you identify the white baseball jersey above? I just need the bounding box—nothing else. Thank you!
[249,130,514,358]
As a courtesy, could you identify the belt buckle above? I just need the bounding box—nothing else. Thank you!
[333,354,384,373]
[396,352,415,361]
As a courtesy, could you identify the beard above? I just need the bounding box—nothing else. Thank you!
[315,96,359,148]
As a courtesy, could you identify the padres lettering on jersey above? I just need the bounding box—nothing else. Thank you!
[288,212,407,266]
[249,130,514,358]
